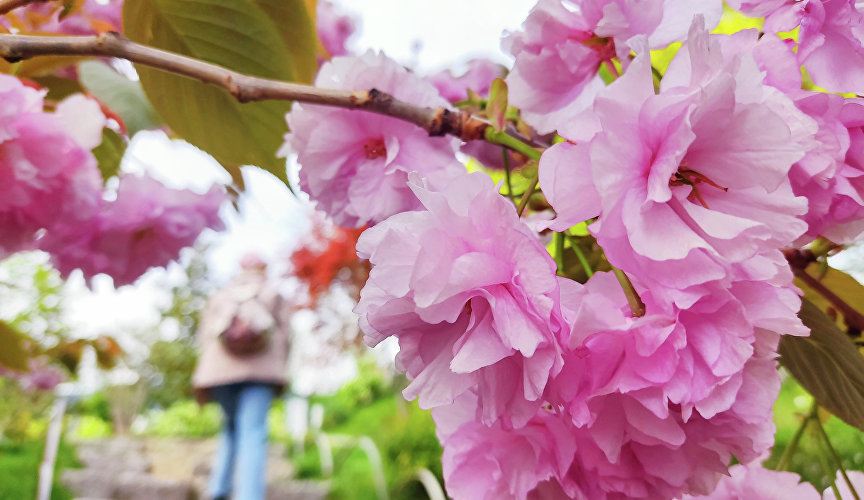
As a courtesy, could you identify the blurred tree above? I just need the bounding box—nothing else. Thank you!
[143,245,215,408]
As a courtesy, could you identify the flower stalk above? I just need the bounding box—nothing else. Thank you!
[612,267,646,317]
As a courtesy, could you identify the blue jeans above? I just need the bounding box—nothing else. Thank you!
[208,382,275,500]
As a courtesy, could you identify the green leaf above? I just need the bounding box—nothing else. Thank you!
[92,128,127,183]
[77,61,162,136]
[123,0,318,185]
[31,75,84,101]
[779,298,864,431]
[795,263,864,329]
[0,321,31,372]
[487,78,508,132]
[253,0,319,84]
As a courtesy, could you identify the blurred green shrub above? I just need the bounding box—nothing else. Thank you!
[311,359,390,429]
[144,400,221,438]
[0,378,53,444]
[291,360,443,500]
[144,339,198,409]
[69,391,111,422]
[68,415,113,440]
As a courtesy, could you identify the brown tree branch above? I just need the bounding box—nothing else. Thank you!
[0,32,492,142]
[0,0,46,16]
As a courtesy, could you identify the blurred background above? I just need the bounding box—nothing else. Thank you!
[1,1,864,499]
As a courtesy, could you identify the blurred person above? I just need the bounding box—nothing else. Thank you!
[192,253,291,500]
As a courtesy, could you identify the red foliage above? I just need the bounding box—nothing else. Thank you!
[290,225,369,306]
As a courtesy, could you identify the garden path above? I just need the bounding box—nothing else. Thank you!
[61,436,328,500]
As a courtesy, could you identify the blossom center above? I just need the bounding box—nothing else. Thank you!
[582,34,616,62]
[363,138,387,160]
[670,168,728,208]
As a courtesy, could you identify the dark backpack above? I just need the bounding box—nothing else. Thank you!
[218,291,275,356]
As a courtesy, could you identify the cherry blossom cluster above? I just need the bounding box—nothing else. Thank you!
[0,0,123,35]
[0,73,225,286]
[0,358,65,392]
[284,1,864,498]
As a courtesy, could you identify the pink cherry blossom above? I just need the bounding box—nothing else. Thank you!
[316,0,357,59]
[433,392,576,500]
[504,0,722,133]
[559,379,780,500]
[433,353,784,500]
[820,98,864,243]
[427,59,505,103]
[548,272,759,422]
[355,172,567,427]
[551,279,787,498]
[729,0,864,94]
[0,358,66,392]
[539,25,810,299]
[283,51,463,228]
[744,33,864,243]
[1,0,123,35]
[785,92,861,244]
[679,461,821,500]
[40,175,226,286]
[0,76,102,258]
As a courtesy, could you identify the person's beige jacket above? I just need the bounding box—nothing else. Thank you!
[192,270,291,399]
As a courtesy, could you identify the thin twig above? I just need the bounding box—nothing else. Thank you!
[516,176,538,217]
[0,0,45,16]
[563,233,594,278]
[776,404,816,471]
[0,32,493,142]
[502,147,513,201]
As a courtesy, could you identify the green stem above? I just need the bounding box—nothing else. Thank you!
[812,406,862,500]
[565,234,594,278]
[612,267,646,317]
[502,147,513,200]
[516,176,538,217]
[485,127,542,161]
[776,405,816,471]
[554,232,565,276]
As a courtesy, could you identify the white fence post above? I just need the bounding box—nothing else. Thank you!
[37,395,68,500]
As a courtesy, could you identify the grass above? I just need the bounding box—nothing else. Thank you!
[0,440,80,500]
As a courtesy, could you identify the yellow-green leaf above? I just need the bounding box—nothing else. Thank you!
[92,128,126,183]
[488,78,508,132]
[123,0,318,185]
[0,321,31,372]
[253,0,318,84]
